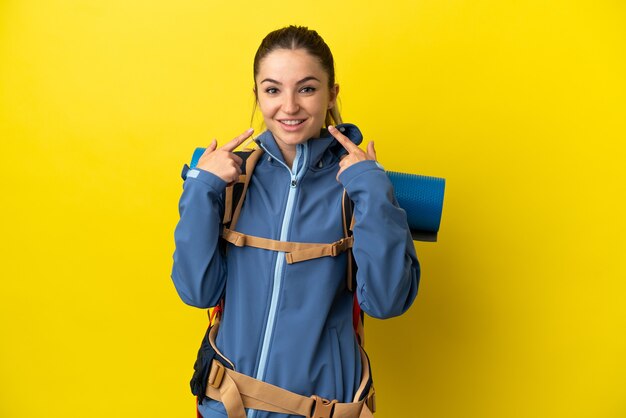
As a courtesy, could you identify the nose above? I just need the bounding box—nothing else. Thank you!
[281,93,300,114]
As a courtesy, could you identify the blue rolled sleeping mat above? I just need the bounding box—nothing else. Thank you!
[189,148,445,242]
[385,171,445,242]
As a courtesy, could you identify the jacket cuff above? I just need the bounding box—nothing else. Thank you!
[183,165,228,193]
[338,160,386,189]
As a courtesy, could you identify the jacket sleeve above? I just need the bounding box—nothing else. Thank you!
[171,166,228,308]
[339,160,420,319]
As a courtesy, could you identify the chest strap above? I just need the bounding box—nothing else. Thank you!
[222,228,354,264]
[205,322,375,418]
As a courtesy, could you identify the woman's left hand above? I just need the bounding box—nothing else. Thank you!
[328,125,377,181]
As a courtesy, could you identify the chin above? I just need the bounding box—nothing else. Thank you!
[278,133,310,146]
[270,123,322,145]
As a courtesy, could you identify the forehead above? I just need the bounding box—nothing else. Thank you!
[255,48,328,83]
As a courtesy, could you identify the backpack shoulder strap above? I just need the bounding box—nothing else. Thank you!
[342,190,366,347]
[342,190,357,291]
[223,148,264,229]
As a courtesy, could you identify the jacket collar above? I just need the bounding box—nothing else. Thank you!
[254,123,363,168]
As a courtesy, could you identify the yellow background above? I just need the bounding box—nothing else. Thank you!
[1,0,625,417]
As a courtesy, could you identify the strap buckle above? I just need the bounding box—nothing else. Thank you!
[330,237,351,257]
[310,395,337,418]
[208,360,225,389]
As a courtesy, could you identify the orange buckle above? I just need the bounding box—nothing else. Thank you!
[208,361,225,389]
[310,395,337,418]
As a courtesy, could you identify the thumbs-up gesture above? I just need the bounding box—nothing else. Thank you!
[328,125,377,181]
[196,128,254,185]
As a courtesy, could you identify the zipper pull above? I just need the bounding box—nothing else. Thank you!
[290,177,297,188]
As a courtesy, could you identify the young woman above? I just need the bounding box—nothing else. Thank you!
[172,26,420,418]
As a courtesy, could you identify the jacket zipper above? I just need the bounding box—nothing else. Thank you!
[248,142,308,418]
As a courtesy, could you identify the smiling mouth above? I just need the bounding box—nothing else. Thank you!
[278,119,306,126]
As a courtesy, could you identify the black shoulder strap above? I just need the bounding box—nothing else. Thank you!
[223,150,255,227]
[223,148,266,227]
[342,191,358,292]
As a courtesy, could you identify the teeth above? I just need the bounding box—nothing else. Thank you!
[281,120,304,126]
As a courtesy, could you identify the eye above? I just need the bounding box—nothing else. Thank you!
[299,86,316,94]
[265,87,279,94]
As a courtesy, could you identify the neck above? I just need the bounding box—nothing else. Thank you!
[279,145,297,168]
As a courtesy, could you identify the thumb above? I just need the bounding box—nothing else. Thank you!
[367,141,377,160]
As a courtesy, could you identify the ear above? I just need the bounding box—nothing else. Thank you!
[328,83,340,109]
[252,86,258,100]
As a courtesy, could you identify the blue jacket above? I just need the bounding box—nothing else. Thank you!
[171,124,420,418]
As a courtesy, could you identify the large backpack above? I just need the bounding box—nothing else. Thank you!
[184,142,445,417]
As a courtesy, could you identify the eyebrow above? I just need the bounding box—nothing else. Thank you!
[260,76,321,85]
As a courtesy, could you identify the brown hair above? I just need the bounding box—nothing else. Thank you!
[253,25,342,126]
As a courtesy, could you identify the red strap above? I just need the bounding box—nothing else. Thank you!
[209,300,224,327]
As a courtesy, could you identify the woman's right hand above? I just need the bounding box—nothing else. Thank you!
[196,128,254,185]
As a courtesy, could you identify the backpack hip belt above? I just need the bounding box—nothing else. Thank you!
[204,321,376,418]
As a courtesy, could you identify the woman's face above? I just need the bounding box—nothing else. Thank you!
[255,48,338,152]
